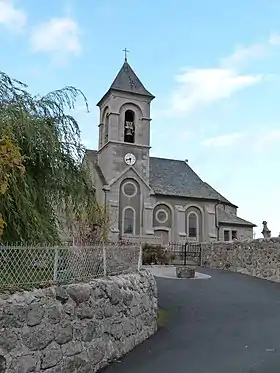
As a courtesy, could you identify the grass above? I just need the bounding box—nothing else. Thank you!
[157,308,170,328]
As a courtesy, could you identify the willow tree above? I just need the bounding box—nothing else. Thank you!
[0,71,103,244]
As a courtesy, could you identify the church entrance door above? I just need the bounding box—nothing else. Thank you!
[154,229,169,246]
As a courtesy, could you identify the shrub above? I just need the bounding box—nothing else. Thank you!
[142,243,175,265]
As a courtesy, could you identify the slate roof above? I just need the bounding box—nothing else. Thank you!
[86,150,234,205]
[149,156,234,205]
[97,61,154,105]
[84,150,107,185]
[218,209,256,227]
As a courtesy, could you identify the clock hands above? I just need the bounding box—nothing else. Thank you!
[124,153,135,165]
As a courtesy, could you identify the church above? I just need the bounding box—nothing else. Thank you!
[84,57,255,244]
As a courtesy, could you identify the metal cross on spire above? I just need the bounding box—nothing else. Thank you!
[123,48,130,62]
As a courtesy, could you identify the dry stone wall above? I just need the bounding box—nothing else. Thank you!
[202,237,280,282]
[0,270,157,373]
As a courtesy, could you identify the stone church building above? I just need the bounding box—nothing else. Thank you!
[84,58,255,243]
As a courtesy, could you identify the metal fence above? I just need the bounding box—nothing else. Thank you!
[0,242,141,290]
[119,235,163,245]
[168,242,202,266]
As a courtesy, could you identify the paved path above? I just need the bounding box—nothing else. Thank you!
[103,268,280,373]
[144,264,211,279]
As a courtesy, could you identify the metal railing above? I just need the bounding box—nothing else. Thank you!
[119,235,163,245]
[0,242,141,290]
[167,242,202,266]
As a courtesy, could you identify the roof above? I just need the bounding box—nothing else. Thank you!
[149,156,235,205]
[86,150,236,205]
[84,150,107,185]
[218,209,256,227]
[97,61,154,105]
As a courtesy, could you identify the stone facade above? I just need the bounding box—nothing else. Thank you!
[0,270,157,372]
[202,237,280,282]
[84,60,255,244]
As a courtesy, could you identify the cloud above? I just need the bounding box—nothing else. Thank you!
[30,17,81,58]
[202,129,280,151]
[170,68,265,113]
[202,132,245,148]
[222,33,280,69]
[166,34,280,116]
[221,44,267,70]
[254,129,280,152]
[0,0,27,31]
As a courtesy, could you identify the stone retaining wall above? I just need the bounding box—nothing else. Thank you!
[0,270,157,372]
[202,237,280,282]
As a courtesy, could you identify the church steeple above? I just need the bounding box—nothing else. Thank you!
[96,53,153,185]
[97,56,154,107]
[109,61,154,98]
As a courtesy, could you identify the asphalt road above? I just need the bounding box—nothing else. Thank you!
[103,268,280,373]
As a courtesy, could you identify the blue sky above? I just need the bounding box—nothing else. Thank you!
[1,0,280,237]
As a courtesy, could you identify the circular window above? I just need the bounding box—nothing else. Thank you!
[156,209,168,224]
[122,181,137,197]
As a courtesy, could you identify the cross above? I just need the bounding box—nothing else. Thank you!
[123,48,130,61]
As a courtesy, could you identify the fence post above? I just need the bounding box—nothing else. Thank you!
[184,243,187,266]
[200,243,203,266]
[53,247,59,281]
[138,244,143,271]
[103,246,107,276]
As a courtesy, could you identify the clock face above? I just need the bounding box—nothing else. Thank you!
[124,153,136,166]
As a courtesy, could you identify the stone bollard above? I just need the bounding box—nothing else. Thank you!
[176,266,195,278]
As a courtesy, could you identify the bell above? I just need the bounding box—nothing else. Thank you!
[125,121,134,136]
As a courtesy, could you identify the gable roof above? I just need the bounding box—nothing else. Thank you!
[97,61,154,106]
[85,150,236,206]
[84,149,107,185]
[218,209,256,227]
[149,156,235,206]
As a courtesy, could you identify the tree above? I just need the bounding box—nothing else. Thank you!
[0,136,25,239]
[0,71,103,244]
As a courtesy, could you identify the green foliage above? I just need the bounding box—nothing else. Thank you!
[157,308,170,328]
[0,71,100,244]
[0,136,25,239]
[142,243,175,265]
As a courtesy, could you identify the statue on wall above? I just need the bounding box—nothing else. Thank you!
[261,221,271,238]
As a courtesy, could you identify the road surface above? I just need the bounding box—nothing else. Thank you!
[103,268,280,373]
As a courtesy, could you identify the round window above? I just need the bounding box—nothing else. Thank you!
[156,209,168,223]
[122,182,137,197]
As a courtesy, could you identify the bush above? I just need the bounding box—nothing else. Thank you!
[142,243,175,265]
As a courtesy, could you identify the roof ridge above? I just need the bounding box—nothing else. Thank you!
[150,155,186,162]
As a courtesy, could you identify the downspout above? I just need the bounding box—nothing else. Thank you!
[102,185,109,241]
[215,200,221,241]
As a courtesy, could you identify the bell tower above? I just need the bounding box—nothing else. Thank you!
[96,53,155,184]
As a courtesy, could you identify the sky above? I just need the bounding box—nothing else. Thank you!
[1,0,280,238]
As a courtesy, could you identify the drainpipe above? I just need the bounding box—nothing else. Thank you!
[102,185,110,241]
[215,200,221,241]
[102,185,110,213]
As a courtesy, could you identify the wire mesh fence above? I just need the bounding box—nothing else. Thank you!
[0,242,141,290]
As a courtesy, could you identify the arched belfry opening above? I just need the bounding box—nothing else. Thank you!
[104,113,109,144]
[124,110,135,143]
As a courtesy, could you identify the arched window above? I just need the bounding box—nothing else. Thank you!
[124,110,135,143]
[123,207,135,235]
[104,114,109,143]
[188,213,198,238]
